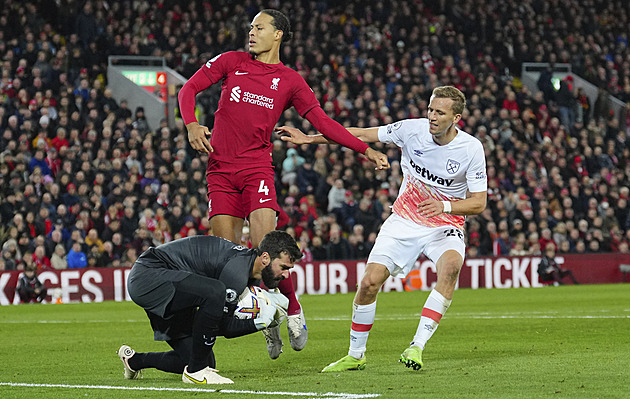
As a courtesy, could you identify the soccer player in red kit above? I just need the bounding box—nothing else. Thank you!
[178,9,390,359]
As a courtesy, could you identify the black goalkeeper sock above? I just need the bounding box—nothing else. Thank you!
[130,351,186,374]
[188,310,220,373]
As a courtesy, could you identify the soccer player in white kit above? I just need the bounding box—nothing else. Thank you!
[278,86,488,371]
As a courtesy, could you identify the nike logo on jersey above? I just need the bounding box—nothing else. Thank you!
[235,71,248,75]
[259,198,272,203]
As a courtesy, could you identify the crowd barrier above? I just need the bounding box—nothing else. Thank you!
[1,253,628,305]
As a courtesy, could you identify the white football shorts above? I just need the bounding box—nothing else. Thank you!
[367,213,466,277]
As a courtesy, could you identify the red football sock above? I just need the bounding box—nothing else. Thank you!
[278,278,301,316]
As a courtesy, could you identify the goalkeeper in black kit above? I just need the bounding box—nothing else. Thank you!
[116,230,302,384]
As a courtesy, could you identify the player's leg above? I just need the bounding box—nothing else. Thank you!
[120,274,226,379]
[117,328,193,380]
[171,276,233,384]
[249,207,298,357]
[120,309,205,377]
[352,262,391,356]
[403,233,464,370]
[167,275,225,373]
[324,215,420,372]
[207,166,246,243]
[118,339,192,378]
[322,262,390,372]
[251,207,307,351]
[209,214,243,243]
[245,168,309,355]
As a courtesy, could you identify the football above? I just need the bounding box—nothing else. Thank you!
[234,285,264,319]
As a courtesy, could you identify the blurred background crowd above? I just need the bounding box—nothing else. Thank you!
[1,0,629,271]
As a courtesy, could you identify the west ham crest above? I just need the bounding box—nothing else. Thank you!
[446,159,460,174]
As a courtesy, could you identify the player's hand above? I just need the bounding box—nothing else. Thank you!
[417,198,445,218]
[276,126,313,144]
[186,122,213,153]
[261,289,289,311]
[364,147,390,170]
[260,289,289,328]
[253,295,277,330]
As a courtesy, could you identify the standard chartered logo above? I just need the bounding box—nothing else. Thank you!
[243,91,274,109]
[230,86,241,102]
[229,86,274,109]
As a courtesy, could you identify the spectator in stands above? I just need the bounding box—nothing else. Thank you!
[325,223,353,260]
[50,244,68,270]
[32,245,51,270]
[67,241,87,269]
[281,148,305,186]
[327,178,346,213]
[309,235,327,261]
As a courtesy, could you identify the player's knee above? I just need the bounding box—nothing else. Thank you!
[440,263,461,284]
[359,274,384,295]
[198,280,227,318]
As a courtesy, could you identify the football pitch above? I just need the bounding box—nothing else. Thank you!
[1,284,628,398]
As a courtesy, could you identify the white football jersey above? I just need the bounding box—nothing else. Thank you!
[378,118,487,228]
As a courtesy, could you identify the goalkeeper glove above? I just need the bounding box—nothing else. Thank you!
[260,289,289,328]
[253,295,277,330]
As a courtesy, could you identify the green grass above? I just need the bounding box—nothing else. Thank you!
[1,284,629,398]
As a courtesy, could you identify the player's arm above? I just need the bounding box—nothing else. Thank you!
[178,68,215,153]
[418,191,487,218]
[277,122,389,169]
[219,316,258,338]
[303,108,389,169]
[278,125,380,144]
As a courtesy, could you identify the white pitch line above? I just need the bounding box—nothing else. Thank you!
[308,314,630,320]
[0,382,380,398]
[2,313,630,324]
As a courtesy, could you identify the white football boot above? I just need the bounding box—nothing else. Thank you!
[182,366,234,384]
[117,345,143,380]
[262,325,283,359]
[287,309,308,351]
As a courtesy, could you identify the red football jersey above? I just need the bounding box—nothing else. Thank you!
[186,51,320,166]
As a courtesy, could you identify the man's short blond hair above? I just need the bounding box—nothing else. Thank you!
[432,86,466,115]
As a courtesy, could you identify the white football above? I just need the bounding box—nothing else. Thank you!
[234,285,265,319]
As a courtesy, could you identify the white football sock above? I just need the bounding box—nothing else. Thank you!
[348,301,377,359]
[412,289,451,350]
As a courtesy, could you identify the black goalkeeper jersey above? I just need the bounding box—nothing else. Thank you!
[128,235,257,317]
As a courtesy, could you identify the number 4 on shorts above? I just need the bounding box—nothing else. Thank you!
[258,180,269,195]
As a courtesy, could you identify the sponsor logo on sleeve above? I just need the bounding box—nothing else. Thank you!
[225,288,238,303]
[476,171,487,179]
[386,121,403,134]
[205,54,222,68]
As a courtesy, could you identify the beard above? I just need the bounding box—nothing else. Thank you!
[261,263,282,289]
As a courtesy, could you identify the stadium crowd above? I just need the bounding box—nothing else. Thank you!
[1,0,629,272]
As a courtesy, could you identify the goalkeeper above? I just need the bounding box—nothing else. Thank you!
[117,230,301,384]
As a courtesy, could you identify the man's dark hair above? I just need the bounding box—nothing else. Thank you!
[259,230,302,262]
[260,9,293,42]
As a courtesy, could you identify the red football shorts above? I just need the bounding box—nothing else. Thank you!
[206,163,279,219]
